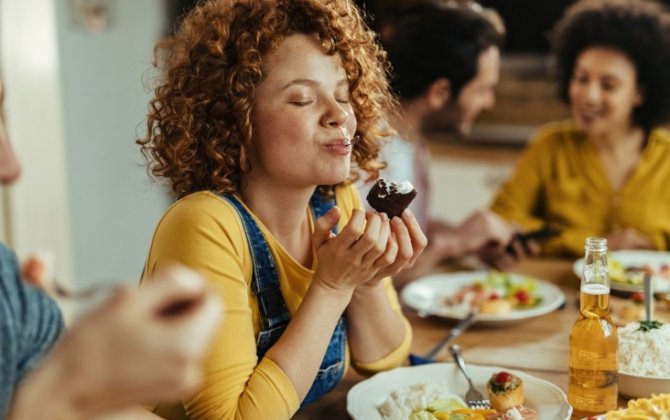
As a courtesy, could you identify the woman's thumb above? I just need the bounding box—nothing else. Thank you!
[312,206,341,249]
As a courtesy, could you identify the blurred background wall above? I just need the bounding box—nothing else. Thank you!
[55,0,170,288]
[0,0,172,304]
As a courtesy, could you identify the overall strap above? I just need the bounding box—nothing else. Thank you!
[220,194,290,332]
[219,188,337,359]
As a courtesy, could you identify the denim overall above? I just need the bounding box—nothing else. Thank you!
[221,190,346,407]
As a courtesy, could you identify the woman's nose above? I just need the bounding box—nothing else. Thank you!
[583,82,601,103]
[321,100,350,128]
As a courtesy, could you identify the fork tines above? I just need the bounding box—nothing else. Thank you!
[467,399,491,410]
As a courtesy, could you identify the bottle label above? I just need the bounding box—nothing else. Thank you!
[569,368,618,412]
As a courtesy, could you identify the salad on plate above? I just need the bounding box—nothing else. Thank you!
[444,271,543,315]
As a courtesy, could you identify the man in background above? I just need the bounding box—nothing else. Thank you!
[367,1,525,286]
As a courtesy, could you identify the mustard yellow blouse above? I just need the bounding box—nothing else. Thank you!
[491,120,670,257]
[142,184,412,419]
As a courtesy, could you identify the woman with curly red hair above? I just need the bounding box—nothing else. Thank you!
[138,0,426,418]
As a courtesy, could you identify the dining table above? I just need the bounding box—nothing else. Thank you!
[295,257,664,419]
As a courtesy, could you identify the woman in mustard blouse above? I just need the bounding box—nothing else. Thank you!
[491,0,670,257]
[136,0,426,418]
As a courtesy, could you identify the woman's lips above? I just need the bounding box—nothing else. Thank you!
[575,108,601,126]
[323,139,352,155]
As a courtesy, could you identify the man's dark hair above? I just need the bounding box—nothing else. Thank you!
[553,0,670,131]
[382,2,505,101]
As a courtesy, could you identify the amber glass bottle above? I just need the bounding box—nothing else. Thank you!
[568,237,618,418]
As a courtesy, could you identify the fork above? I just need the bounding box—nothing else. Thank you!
[52,280,119,300]
[448,344,491,409]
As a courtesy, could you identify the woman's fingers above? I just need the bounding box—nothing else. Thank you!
[337,209,367,246]
[315,208,428,286]
[350,212,382,252]
[312,206,341,250]
[360,213,390,264]
[372,216,412,278]
[371,210,427,279]
[374,232,399,269]
[402,210,428,267]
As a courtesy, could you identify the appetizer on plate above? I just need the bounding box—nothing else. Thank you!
[487,371,524,412]
[486,371,537,419]
[444,272,542,315]
[609,256,670,288]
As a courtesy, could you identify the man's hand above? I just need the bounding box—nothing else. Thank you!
[9,266,221,420]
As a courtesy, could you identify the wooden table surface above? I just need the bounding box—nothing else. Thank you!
[296,258,668,419]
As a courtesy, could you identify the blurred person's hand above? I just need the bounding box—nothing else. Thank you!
[20,252,54,290]
[478,235,541,270]
[607,228,654,250]
[453,209,516,253]
[9,265,221,420]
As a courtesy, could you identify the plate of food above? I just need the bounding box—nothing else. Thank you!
[347,362,572,420]
[572,250,670,293]
[400,271,566,325]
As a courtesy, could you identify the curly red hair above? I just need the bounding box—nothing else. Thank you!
[138,0,396,197]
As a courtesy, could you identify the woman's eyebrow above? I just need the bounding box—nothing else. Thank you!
[281,79,318,90]
[280,78,348,91]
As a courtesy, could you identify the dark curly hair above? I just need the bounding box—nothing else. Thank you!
[552,0,670,131]
[382,1,505,101]
[138,0,396,197]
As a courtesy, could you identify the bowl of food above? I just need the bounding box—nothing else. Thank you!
[618,321,670,398]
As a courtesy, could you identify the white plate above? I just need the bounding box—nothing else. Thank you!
[573,250,670,293]
[347,363,572,420]
[400,271,566,325]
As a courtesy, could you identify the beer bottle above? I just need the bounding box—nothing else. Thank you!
[568,237,618,418]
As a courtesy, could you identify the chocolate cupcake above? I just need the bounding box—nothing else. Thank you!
[366,178,417,219]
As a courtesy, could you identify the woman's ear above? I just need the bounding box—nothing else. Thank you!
[426,78,451,110]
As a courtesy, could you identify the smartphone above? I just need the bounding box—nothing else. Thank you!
[505,226,561,254]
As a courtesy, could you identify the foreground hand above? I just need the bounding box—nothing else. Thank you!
[607,228,654,250]
[18,266,222,418]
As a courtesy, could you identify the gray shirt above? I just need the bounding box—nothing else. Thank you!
[0,243,63,417]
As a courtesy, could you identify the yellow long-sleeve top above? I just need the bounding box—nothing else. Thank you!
[491,120,670,257]
[142,184,412,419]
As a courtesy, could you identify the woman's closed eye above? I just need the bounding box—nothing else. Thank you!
[289,96,350,107]
[290,98,315,106]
